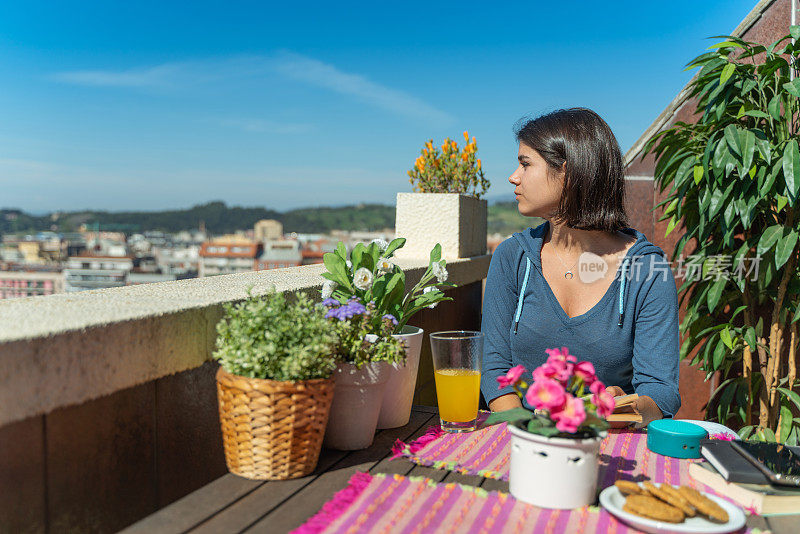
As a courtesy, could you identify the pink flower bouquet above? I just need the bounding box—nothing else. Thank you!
[485,347,616,438]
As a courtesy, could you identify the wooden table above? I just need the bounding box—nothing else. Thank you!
[123,406,795,534]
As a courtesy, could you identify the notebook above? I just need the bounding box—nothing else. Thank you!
[689,461,800,515]
[699,439,768,484]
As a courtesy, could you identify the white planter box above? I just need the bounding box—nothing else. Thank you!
[394,193,487,260]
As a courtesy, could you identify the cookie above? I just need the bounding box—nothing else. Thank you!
[615,480,645,496]
[642,481,696,517]
[677,486,729,523]
[623,494,685,523]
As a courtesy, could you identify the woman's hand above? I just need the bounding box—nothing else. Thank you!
[489,393,522,412]
[605,386,663,428]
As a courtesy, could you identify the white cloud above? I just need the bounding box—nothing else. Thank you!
[269,52,454,124]
[50,53,453,124]
[49,63,186,88]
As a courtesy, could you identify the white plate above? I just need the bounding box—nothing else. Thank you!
[677,420,740,441]
[599,484,746,534]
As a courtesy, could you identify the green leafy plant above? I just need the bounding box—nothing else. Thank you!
[407,131,490,198]
[325,300,407,368]
[213,290,337,381]
[320,238,455,332]
[642,28,800,443]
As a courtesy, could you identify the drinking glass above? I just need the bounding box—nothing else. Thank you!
[429,331,484,433]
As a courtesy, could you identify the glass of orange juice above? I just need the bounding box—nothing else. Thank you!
[429,331,484,433]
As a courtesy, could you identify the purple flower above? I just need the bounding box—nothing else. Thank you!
[325,299,368,321]
[322,298,339,307]
[324,307,344,320]
[382,314,398,325]
[345,300,367,316]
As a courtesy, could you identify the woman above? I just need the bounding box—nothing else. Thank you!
[481,108,680,426]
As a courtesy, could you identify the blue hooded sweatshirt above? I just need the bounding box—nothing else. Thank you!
[481,220,681,417]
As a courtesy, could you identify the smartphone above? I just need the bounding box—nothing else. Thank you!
[730,440,800,488]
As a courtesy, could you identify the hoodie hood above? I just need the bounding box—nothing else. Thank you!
[510,220,667,330]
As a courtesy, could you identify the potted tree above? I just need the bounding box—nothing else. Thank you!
[642,28,800,443]
[320,238,453,439]
[396,131,490,261]
[213,290,337,480]
[485,347,616,509]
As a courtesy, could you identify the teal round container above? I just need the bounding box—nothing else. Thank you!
[646,420,708,459]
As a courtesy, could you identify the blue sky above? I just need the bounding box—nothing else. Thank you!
[0,0,760,213]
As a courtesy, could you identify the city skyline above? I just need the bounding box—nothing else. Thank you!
[1,1,756,212]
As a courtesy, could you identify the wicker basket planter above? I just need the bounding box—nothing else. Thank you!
[216,366,335,480]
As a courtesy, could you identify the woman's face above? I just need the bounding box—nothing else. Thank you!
[509,143,564,218]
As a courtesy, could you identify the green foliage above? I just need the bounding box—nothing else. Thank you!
[213,290,338,381]
[643,28,800,442]
[0,210,53,234]
[3,201,539,237]
[407,133,490,198]
[5,200,547,239]
[321,238,455,332]
[1,202,395,235]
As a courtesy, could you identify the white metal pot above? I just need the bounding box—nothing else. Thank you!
[323,361,390,450]
[377,325,424,429]
[507,423,605,509]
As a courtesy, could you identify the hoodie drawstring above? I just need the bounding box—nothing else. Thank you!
[618,257,630,327]
[513,255,631,332]
[513,258,531,334]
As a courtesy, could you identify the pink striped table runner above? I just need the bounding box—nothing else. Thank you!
[392,423,700,488]
[291,472,763,534]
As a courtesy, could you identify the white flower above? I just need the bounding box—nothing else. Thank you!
[377,257,395,273]
[371,238,389,251]
[423,286,438,309]
[321,279,337,299]
[353,267,374,290]
[431,261,448,283]
[346,260,352,270]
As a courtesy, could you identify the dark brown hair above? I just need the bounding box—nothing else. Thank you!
[514,107,628,232]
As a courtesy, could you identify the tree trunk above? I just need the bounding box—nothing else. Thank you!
[777,323,797,441]
[768,325,784,428]
[757,338,771,429]
[743,344,753,426]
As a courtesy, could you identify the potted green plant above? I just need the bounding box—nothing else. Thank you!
[396,131,490,261]
[485,347,616,509]
[642,28,800,443]
[320,238,453,437]
[213,290,337,480]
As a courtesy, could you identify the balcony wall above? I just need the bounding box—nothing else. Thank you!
[0,257,489,534]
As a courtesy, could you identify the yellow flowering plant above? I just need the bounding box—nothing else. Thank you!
[407,131,490,198]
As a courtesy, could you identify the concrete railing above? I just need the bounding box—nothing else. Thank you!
[0,256,491,427]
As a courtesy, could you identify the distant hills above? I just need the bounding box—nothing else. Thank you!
[0,199,537,237]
